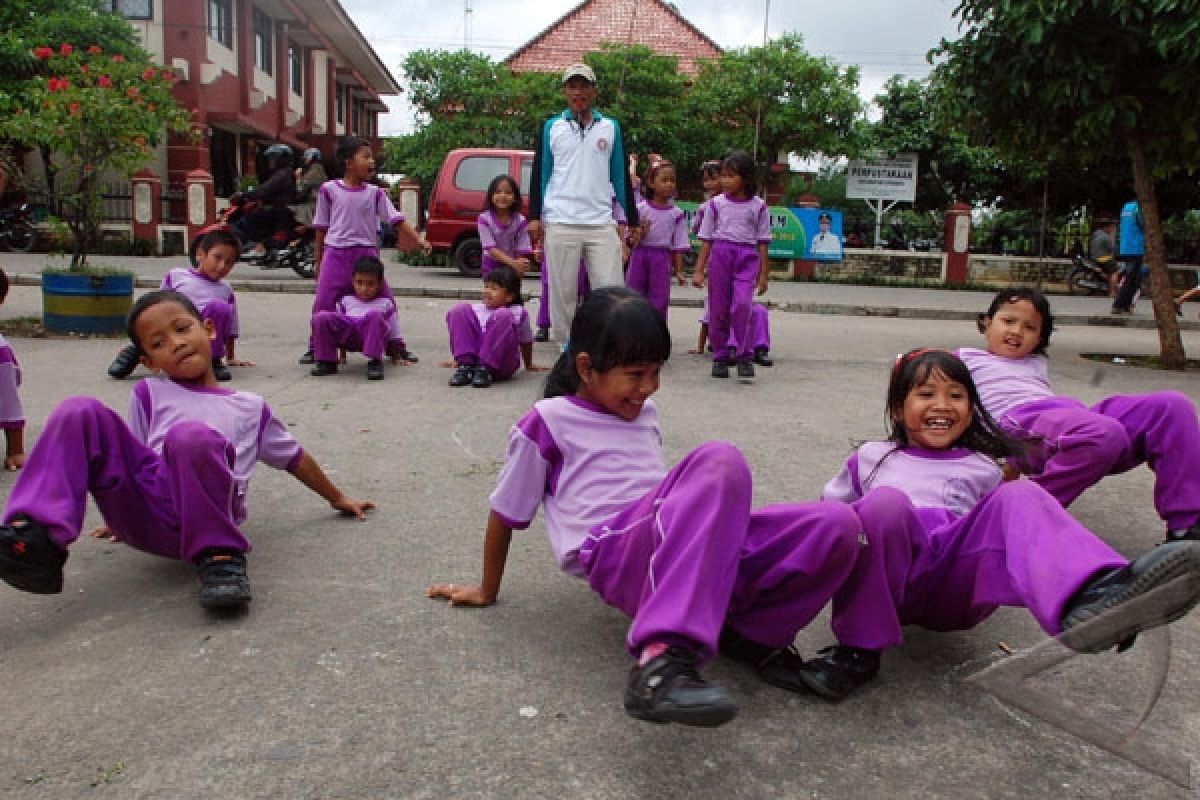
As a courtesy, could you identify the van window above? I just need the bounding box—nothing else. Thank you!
[455,157,510,191]
[519,159,532,195]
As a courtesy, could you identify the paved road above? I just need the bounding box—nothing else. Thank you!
[0,281,1197,798]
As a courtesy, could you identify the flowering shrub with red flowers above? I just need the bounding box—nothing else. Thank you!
[0,43,194,267]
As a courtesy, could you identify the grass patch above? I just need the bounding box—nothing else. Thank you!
[0,316,125,339]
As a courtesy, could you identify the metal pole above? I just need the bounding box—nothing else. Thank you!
[751,0,770,164]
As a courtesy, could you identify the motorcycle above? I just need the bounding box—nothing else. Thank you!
[1066,253,1112,296]
[0,203,36,253]
[188,196,315,279]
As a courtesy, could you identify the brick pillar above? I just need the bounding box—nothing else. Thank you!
[131,168,161,247]
[944,202,972,285]
[792,193,820,279]
[185,169,215,243]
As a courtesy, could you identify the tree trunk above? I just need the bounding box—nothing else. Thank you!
[1127,134,1185,369]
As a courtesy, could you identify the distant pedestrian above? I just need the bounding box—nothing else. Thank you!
[692,150,771,380]
[1111,198,1145,314]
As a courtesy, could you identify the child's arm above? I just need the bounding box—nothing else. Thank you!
[289,452,375,518]
[4,427,23,471]
[755,242,770,295]
[692,241,712,288]
[520,341,545,372]
[427,510,512,606]
[672,252,686,285]
[225,337,254,367]
[314,229,326,279]
[394,219,432,255]
[689,323,708,355]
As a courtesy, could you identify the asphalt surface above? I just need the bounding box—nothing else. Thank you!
[0,254,1198,798]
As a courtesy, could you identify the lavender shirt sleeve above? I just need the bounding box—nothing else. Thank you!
[477,213,498,252]
[375,186,405,227]
[257,404,304,471]
[670,209,691,252]
[488,409,556,530]
[697,199,717,241]
[228,286,240,339]
[821,452,862,502]
[514,217,533,256]
[312,183,332,230]
[0,347,23,429]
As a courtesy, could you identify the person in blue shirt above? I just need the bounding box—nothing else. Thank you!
[1111,199,1145,314]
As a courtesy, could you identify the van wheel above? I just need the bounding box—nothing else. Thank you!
[453,237,482,278]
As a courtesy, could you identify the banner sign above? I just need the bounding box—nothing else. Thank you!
[677,202,843,261]
[846,153,918,203]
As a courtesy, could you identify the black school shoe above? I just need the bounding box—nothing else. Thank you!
[534,326,549,342]
[366,359,385,381]
[195,550,251,609]
[0,515,66,594]
[1059,540,1200,654]
[212,359,232,382]
[1167,521,1200,542]
[449,364,475,387]
[623,646,737,727]
[793,645,881,702]
[718,625,810,693]
[298,349,315,365]
[471,365,494,388]
[107,343,140,379]
[736,359,755,378]
[711,359,730,379]
[310,361,338,377]
[753,347,773,367]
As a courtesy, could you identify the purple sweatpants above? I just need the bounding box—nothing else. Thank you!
[536,261,591,329]
[625,246,673,319]
[578,442,860,661]
[3,397,248,562]
[446,304,521,379]
[706,240,760,363]
[1005,392,1200,530]
[829,481,1126,651]
[203,300,234,360]
[310,245,393,347]
[700,303,770,352]
[312,310,389,361]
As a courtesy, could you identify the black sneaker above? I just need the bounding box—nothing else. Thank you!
[471,365,494,388]
[195,550,251,609]
[711,359,730,379]
[449,364,475,387]
[1059,540,1200,654]
[736,359,755,378]
[392,347,419,364]
[107,344,140,379]
[718,625,810,694]
[298,349,315,365]
[1166,521,1200,542]
[366,359,385,381]
[793,645,880,702]
[212,359,232,382]
[534,326,550,342]
[753,347,773,367]
[0,515,66,594]
[623,646,737,727]
[310,361,338,377]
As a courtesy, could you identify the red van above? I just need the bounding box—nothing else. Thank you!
[425,148,534,277]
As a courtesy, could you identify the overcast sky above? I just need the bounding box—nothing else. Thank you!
[340,0,965,136]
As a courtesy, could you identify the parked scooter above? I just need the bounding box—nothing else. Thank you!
[0,203,36,253]
[1066,253,1112,296]
[188,196,315,278]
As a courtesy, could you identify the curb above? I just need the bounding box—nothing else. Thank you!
[11,273,1196,332]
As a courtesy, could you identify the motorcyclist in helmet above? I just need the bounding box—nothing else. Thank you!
[291,147,326,227]
[238,143,298,257]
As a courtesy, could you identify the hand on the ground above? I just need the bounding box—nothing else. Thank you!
[227,358,255,368]
[332,496,375,519]
[427,582,493,607]
[439,359,457,368]
[5,453,23,471]
[89,525,120,541]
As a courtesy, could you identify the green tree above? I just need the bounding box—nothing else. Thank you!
[0,43,192,268]
[933,0,1200,368]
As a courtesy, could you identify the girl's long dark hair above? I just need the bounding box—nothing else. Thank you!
[976,287,1055,354]
[484,174,522,214]
[484,264,523,306]
[721,149,757,197]
[886,348,1026,459]
[544,287,671,399]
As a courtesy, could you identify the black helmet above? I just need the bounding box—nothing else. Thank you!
[302,147,322,166]
[263,143,293,169]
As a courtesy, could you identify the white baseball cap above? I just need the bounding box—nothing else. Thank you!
[561,63,596,85]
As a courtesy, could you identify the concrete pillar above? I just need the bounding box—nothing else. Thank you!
[185,169,215,243]
[944,202,972,285]
[131,168,162,247]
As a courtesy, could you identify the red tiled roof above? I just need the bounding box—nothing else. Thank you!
[504,0,722,77]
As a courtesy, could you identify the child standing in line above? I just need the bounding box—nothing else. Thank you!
[958,287,1200,543]
[300,136,428,365]
[693,150,771,380]
[428,287,863,726]
[310,256,398,381]
[625,158,689,320]
[804,349,1200,701]
[108,230,252,383]
[445,265,543,388]
[478,175,533,280]
[0,290,374,610]
[0,267,24,470]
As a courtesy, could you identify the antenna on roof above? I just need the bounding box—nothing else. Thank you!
[465,0,474,50]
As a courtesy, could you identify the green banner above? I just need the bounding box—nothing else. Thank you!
[676,201,812,260]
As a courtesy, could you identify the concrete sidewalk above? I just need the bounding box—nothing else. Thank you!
[4,250,1196,331]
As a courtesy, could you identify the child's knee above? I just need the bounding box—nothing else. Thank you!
[162,421,232,462]
[689,441,752,488]
[854,487,912,529]
[46,396,110,432]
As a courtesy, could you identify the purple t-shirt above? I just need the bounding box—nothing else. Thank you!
[697,193,771,245]
[312,180,405,248]
[0,334,23,430]
[823,440,1003,529]
[635,199,691,251]
[478,211,533,261]
[337,294,401,340]
[957,347,1055,420]
[161,267,239,337]
[489,395,667,576]
[129,376,303,523]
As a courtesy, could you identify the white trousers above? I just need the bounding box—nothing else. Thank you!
[544,223,623,342]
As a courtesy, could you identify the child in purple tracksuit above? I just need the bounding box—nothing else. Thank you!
[429,287,862,727]
[478,175,533,280]
[690,297,772,367]
[446,265,543,388]
[801,349,1200,701]
[107,229,251,383]
[625,158,689,320]
[959,287,1200,543]
[0,268,24,470]
[693,150,771,380]
[310,256,398,381]
[0,289,374,610]
[302,136,427,365]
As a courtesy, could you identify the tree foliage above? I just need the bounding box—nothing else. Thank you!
[933,0,1200,367]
